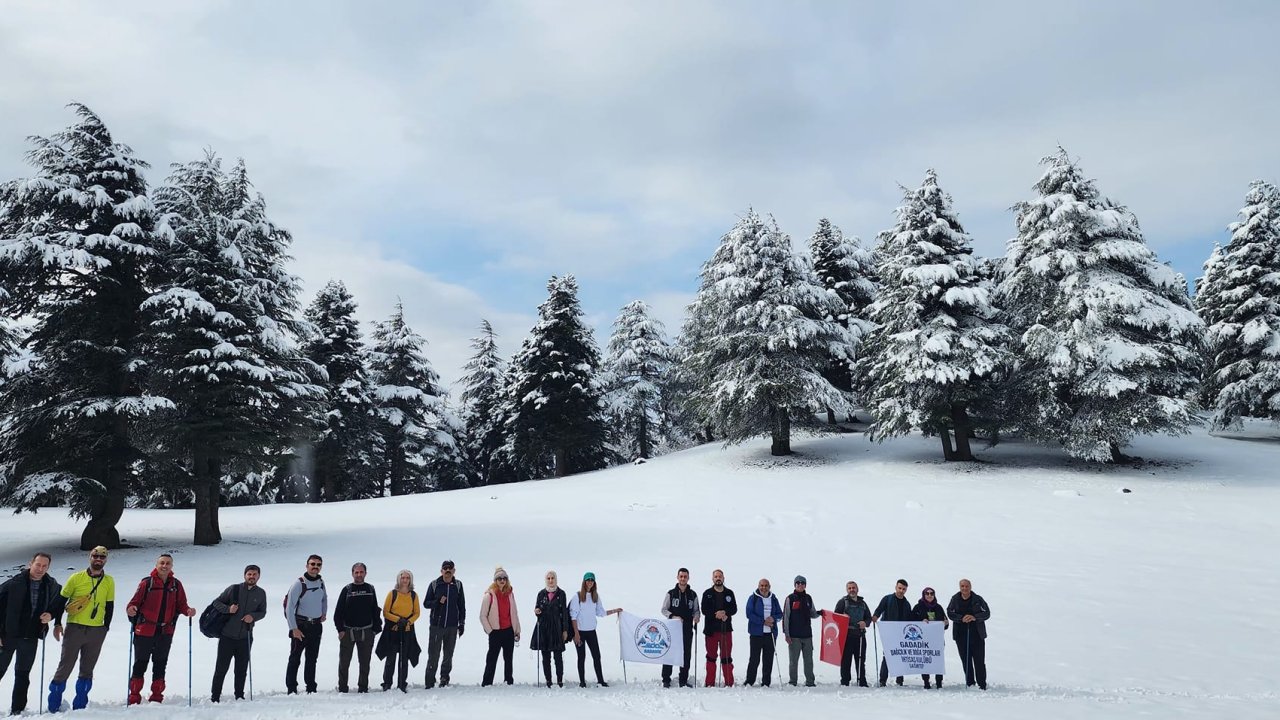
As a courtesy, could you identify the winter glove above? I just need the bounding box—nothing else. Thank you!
[457,626,464,638]
[396,618,408,631]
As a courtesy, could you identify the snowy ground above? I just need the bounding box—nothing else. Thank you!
[3,423,1279,719]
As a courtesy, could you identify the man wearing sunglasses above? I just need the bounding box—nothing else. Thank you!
[47,547,114,711]
[423,560,464,689]
[285,554,328,694]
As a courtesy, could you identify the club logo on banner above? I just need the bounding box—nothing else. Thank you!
[876,621,946,676]
[618,611,684,665]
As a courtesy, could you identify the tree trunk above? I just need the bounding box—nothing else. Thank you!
[950,404,975,461]
[702,424,714,443]
[553,446,569,477]
[770,406,792,456]
[192,446,223,546]
[1109,442,1129,464]
[826,406,837,425]
[938,427,956,461]
[388,437,406,496]
[637,408,651,459]
[81,409,131,550]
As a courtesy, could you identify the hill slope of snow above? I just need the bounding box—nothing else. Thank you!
[3,425,1278,719]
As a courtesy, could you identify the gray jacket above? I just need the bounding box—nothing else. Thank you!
[285,575,328,631]
[212,582,267,641]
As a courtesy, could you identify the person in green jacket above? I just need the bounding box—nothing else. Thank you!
[47,547,114,711]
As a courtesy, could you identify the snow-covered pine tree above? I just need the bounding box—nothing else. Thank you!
[1203,181,1280,428]
[0,104,170,549]
[681,209,853,455]
[997,149,1204,461]
[1194,243,1230,407]
[142,152,324,544]
[807,218,876,422]
[858,170,1010,461]
[304,281,384,500]
[503,275,612,477]
[602,300,676,460]
[367,301,465,494]
[458,319,514,485]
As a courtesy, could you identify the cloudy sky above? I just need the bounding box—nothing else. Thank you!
[2,0,1277,385]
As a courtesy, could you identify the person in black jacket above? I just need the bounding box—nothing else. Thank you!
[209,565,268,702]
[659,567,700,688]
[946,578,991,690]
[700,569,738,687]
[533,570,571,688]
[834,580,872,687]
[423,560,464,688]
[872,578,915,687]
[0,552,63,716]
[333,562,380,693]
[912,587,949,689]
[782,576,821,686]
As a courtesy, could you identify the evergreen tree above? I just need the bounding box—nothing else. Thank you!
[681,210,853,455]
[142,152,323,544]
[603,300,676,460]
[367,301,464,494]
[859,171,1010,461]
[1194,242,1229,407]
[1202,181,1280,427]
[997,149,1203,461]
[458,319,512,485]
[807,218,876,421]
[504,275,612,477]
[0,105,170,549]
[304,281,384,500]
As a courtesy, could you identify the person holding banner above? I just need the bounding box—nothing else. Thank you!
[834,581,871,687]
[568,572,621,687]
[533,570,571,688]
[946,579,990,690]
[700,569,738,687]
[912,587,949,688]
[782,576,822,687]
[479,567,520,686]
[743,578,782,687]
[659,568,700,688]
[871,579,915,687]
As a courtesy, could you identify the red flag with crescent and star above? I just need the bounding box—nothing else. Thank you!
[819,609,848,666]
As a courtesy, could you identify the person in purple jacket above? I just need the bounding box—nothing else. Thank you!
[912,587,950,689]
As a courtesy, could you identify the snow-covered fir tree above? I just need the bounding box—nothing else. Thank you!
[142,152,324,543]
[1202,181,1280,428]
[304,280,384,500]
[503,275,612,477]
[681,209,853,455]
[458,319,516,485]
[807,218,876,421]
[367,301,465,494]
[602,300,677,460]
[858,170,1010,461]
[0,104,170,549]
[1194,242,1229,407]
[997,149,1203,461]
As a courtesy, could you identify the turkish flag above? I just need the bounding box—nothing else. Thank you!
[819,610,848,666]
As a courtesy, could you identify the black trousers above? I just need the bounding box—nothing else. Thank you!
[840,631,867,685]
[540,648,564,685]
[482,628,515,685]
[338,627,375,692]
[211,636,251,700]
[956,629,987,687]
[425,626,458,686]
[382,632,411,690]
[286,620,323,692]
[744,634,776,686]
[0,637,38,713]
[573,629,604,684]
[131,633,174,680]
[661,620,694,686]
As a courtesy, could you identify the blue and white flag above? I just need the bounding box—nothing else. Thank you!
[617,611,684,665]
[877,620,946,676]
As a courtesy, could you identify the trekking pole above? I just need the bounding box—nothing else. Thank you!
[872,622,880,686]
[533,619,541,686]
[247,626,254,701]
[965,624,971,687]
[188,616,193,707]
[126,622,135,703]
[692,621,698,687]
[38,633,46,715]
[772,633,783,689]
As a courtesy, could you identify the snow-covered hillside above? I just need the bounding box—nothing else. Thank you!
[3,426,1278,719]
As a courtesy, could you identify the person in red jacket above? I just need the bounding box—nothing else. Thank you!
[125,554,195,704]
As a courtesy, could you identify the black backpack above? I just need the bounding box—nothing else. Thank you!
[199,585,240,639]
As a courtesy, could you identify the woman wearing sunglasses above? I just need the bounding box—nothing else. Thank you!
[479,567,521,686]
[912,587,949,689]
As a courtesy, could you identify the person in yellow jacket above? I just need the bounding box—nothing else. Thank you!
[375,570,421,692]
[48,546,114,711]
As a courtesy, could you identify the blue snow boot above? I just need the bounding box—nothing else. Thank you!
[48,680,67,713]
[72,678,93,710]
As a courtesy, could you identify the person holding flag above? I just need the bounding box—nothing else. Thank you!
[781,576,822,687]
[871,578,915,687]
[912,587,949,689]
[833,581,872,687]
[659,568,699,688]
[743,578,782,687]
[47,546,112,711]
[568,572,621,687]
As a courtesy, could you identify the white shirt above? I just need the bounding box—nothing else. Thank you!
[568,592,606,631]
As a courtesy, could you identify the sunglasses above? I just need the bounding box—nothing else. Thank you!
[495,576,508,581]
[91,554,107,559]
[924,591,935,595]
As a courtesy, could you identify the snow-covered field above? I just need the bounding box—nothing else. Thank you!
[3,425,1279,719]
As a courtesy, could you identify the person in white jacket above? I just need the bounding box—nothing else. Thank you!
[568,572,621,687]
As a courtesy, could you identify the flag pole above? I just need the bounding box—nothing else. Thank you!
[615,614,628,684]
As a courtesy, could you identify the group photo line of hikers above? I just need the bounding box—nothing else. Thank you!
[0,549,992,714]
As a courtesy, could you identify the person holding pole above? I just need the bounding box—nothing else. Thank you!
[334,562,380,693]
[0,552,61,716]
[47,547,111,711]
[700,568,738,687]
[423,559,464,688]
[209,564,266,703]
[871,578,915,687]
[376,570,420,692]
[834,580,871,687]
[479,567,520,686]
[125,553,194,704]
[743,578,782,687]
[568,572,621,688]
[946,578,990,690]
[659,567,699,688]
[533,570,571,688]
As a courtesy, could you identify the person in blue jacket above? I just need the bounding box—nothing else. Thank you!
[743,578,783,687]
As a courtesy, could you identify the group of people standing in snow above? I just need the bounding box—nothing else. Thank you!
[1,551,990,714]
